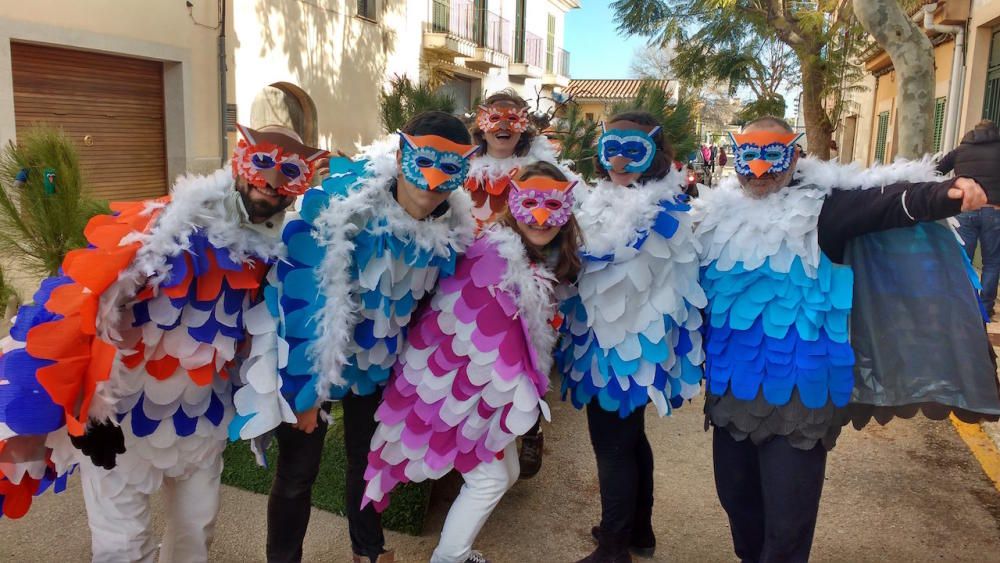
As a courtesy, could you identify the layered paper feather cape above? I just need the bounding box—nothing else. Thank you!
[270,149,474,414]
[363,226,557,511]
[692,157,948,411]
[558,170,706,418]
[0,169,282,517]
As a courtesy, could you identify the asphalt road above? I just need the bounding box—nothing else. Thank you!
[2,396,998,562]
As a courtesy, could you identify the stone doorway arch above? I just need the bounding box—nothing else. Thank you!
[249,82,319,146]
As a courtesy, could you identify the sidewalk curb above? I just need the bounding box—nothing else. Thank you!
[950,414,1000,492]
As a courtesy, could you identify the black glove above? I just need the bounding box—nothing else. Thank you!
[70,421,126,470]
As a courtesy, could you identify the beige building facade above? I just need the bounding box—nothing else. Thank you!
[0,0,577,200]
[843,0,1000,166]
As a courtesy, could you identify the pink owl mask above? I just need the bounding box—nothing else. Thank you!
[507,175,576,228]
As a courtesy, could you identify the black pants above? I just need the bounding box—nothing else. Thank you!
[266,391,385,562]
[586,402,654,538]
[712,427,827,563]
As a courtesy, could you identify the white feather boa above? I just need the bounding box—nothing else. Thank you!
[481,225,559,377]
[694,157,948,274]
[466,136,560,181]
[310,146,475,401]
[576,167,689,258]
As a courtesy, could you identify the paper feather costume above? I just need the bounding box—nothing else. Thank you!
[261,145,474,421]
[558,169,706,418]
[464,136,560,224]
[695,157,1000,449]
[0,167,291,518]
[362,225,558,511]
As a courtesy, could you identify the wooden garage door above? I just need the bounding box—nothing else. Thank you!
[11,42,167,201]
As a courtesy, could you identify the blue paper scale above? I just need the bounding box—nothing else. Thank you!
[701,253,856,409]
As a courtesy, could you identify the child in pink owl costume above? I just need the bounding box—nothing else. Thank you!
[363,162,581,563]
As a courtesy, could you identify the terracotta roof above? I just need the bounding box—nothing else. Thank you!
[565,79,674,101]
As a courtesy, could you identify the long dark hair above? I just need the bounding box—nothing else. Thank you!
[496,161,581,285]
[471,90,537,158]
[594,110,674,183]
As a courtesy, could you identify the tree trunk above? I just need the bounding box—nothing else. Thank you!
[853,0,935,159]
[799,56,834,160]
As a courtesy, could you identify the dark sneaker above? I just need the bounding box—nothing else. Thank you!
[465,550,489,563]
[518,431,544,479]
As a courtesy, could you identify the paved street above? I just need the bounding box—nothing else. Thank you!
[2,396,998,562]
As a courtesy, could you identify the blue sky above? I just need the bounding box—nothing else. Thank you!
[563,2,649,79]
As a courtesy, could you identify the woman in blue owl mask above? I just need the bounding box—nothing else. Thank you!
[559,111,706,562]
[261,111,478,563]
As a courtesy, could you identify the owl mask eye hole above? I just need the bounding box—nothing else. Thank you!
[415,156,434,168]
[280,162,302,179]
[521,198,539,208]
[544,199,562,210]
[252,153,276,169]
[439,162,461,175]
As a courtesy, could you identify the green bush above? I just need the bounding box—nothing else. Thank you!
[610,81,699,162]
[380,75,457,134]
[553,104,600,181]
[0,127,109,277]
[222,403,433,535]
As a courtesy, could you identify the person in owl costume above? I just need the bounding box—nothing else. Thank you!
[0,125,328,562]
[558,111,706,562]
[253,111,477,563]
[695,115,1000,562]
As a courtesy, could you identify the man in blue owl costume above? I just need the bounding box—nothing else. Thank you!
[255,112,476,563]
[695,116,1000,562]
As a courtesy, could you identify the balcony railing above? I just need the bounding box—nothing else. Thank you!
[428,0,474,42]
[546,47,570,77]
[518,32,543,67]
[474,9,512,55]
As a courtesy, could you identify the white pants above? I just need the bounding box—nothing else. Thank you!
[431,443,520,563]
[80,455,223,563]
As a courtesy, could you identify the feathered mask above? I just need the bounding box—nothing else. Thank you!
[598,123,661,174]
[231,124,329,196]
[729,131,803,178]
[476,104,530,134]
[399,132,479,192]
[507,174,576,228]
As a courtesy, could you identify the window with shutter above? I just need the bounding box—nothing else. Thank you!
[985,29,1000,124]
[357,0,376,20]
[546,14,556,73]
[874,111,890,164]
[933,97,946,152]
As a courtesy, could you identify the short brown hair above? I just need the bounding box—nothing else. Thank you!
[471,90,537,158]
[975,119,996,130]
[742,115,794,133]
[497,161,582,284]
[594,110,674,183]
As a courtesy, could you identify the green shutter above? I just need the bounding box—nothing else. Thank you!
[985,30,1000,124]
[875,111,890,164]
[546,14,555,72]
[933,97,947,152]
[514,0,526,63]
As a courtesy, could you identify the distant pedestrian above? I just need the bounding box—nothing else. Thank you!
[938,119,1000,318]
[718,147,727,168]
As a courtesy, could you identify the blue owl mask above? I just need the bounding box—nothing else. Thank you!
[729,131,804,178]
[398,132,479,192]
[598,124,661,174]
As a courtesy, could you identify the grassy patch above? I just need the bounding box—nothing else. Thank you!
[221,404,432,535]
